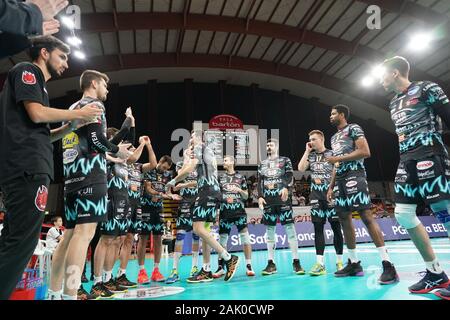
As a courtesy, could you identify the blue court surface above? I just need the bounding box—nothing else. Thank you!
[82,238,450,300]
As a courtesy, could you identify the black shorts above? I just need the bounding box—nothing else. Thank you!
[219,216,248,234]
[310,199,339,223]
[139,206,164,235]
[262,203,294,226]
[192,195,220,223]
[394,154,450,205]
[176,201,193,231]
[127,199,142,234]
[65,184,108,229]
[101,193,129,236]
[335,170,371,214]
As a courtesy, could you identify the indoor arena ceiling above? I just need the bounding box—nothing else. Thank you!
[1,0,450,131]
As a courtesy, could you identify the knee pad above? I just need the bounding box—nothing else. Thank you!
[284,224,297,242]
[192,232,200,241]
[219,233,229,247]
[266,225,275,242]
[395,203,421,229]
[430,200,450,224]
[239,231,251,245]
[176,230,186,242]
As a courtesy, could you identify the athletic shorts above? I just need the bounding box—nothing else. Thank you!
[262,203,294,226]
[139,206,164,235]
[176,201,193,231]
[219,216,248,234]
[127,198,142,234]
[310,199,339,223]
[101,193,129,236]
[335,169,371,214]
[394,154,450,205]
[65,184,108,229]
[192,195,220,223]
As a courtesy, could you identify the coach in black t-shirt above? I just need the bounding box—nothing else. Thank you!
[0,35,101,300]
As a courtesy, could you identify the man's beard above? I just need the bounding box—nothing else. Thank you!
[46,60,60,79]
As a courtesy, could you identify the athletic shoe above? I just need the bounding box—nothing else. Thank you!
[408,270,450,294]
[212,266,225,279]
[336,261,344,272]
[334,259,364,277]
[165,269,180,284]
[81,273,88,283]
[434,285,450,300]
[309,263,326,276]
[103,278,128,293]
[246,264,255,277]
[190,266,199,277]
[262,260,277,276]
[137,269,150,284]
[115,274,138,288]
[224,255,240,281]
[378,260,399,285]
[187,268,214,283]
[77,286,97,300]
[151,267,165,282]
[293,259,306,275]
[90,282,115,299]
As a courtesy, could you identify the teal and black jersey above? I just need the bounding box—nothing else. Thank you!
[107,161,129,197]
[219,172,248,217]
[128,162,143,201]
[331,124,366,176]
[141,168,173,208]
[63,97,109,194]
[257,156,293,205]
[307,149,334,201]
[389,81,450,161]
[193,144,221,197]
[175,161,198,203]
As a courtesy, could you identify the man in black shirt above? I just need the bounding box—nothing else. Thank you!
[380,56,450,299]
[47,70,130,300]
[0,36,102,300]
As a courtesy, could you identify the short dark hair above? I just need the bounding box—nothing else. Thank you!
[80,70,110,91]
[267,138,279,146]
[29,36,70,61]
[51,216,62,224]
[107,127,119,140]
[309,130,324,137]
[160,155,173,166]
[382,56,410,77]
[332,104,350,120]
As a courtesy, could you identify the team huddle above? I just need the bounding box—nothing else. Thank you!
[0,35,449,301]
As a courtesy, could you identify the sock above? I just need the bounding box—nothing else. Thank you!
[246,259,251,266]
[289,240,299,260]
[267,242,275,261]
[104,270,112,282]
[139,265,145,270]
[316,255,324,265]
[94,276,102,285]
[203,263,211,272]
[426,259,443,274]
[336,255,343,263]
[62,294,77,300]
[173,252,181,270]
[154,263,159,269]
[192,251,199,267]
[348,249,358,263]
[47,289,62,300]
[220,250,231,261]
[117,268,126,277]
[377,246,391,262]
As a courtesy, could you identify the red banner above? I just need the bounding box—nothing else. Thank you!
[209,114,243,130]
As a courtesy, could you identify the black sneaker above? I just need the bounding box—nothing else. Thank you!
[103,278,128,293]
[187,268,214,283]
[115,274,138,288]
[434,285,450,300]
[90,275,94,281]
[212,266,225,279]
[409,270,450,294]
[262,260,277,276]
[224,255,240,282]
[81,273,88,283]
[90,282,115,299]
[293,259,306,275]
[77,286,97,300]
[334,259,364,277]
[378,260,399,285]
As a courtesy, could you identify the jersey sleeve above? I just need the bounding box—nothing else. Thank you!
[350,124,366,141]
[241,175,248,192]
[282,158,294,188]
[13,65,45,105]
